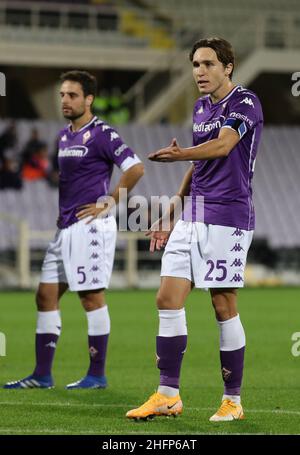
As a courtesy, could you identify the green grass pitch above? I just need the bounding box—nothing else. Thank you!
[0,288,300,435]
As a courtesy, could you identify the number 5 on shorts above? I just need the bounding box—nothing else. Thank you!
[77,266,86,284]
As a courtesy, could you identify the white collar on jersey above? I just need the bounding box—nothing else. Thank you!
[68,115,97,133]
[208,85,242,107]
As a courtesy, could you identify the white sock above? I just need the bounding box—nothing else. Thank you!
[217,314,246,351]
[158,385,179,397]
[36,310,61,336]
[222,394,241,405]
[86,306,110,336]
[158,309,187,337]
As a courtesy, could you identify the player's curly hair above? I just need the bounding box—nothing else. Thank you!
[189,37,235,80]
[60,70,97,99]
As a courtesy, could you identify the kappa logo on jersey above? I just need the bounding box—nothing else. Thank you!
[222,102,227,109]
[61,134,67,142]
[58,145,88,158]
[240,97,254,108]
[83,130,91,144]
[110,131,119,141]
[196,105,204,114]
[102,124,110,131]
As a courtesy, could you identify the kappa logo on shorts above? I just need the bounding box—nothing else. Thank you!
[90,252,99,259]
[89,240,99,246]
[230,243,245,252]
[230,258,243,267]
[91,277,100,284]
[89,226,98,234]
[231,228,244,237]
[230,273,244,282]
[90,265,99,272]
[222,367,232,381]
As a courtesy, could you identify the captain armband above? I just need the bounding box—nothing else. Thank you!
[222,118,248,139]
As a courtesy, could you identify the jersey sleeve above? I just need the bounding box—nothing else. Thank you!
[98,123,142,172]
[222,93,261,139]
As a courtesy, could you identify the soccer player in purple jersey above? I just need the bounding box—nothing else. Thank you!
[4,70,144,390]
[126,38,263,421]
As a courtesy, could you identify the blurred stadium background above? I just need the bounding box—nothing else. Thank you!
[1,0,300,437]
[0,0,300,289]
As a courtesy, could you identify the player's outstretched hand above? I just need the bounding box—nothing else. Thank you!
[76,202,111,224]
[148,138,183,162]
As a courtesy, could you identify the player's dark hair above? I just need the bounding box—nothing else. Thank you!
[189,37,235,80]
[60,70,97,99]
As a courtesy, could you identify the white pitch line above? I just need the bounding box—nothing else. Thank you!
[0,401,300,416]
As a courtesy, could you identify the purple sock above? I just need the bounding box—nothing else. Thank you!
[156,335,187,388]
[33,333,59,377]
[220,346,245,395]
[87,334,109,377]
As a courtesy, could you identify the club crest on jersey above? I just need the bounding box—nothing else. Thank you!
[83,130,91,144]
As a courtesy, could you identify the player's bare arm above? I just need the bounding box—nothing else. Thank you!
[148,128,240,163]
[146,164,194,252]
[76,163,144,223]
[110,162,144,205]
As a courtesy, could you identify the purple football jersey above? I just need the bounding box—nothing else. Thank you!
[57,116,140,228]
[191,85,263,230]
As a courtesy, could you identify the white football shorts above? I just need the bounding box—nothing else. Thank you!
[41,216,117,291]
[161,220,253,289]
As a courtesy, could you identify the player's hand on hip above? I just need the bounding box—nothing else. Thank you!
[148,138,182,162]
[76,203,108,224]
